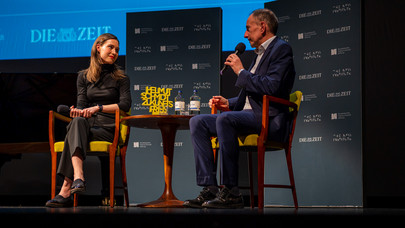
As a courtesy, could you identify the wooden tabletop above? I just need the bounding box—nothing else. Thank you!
[121,114,193,130]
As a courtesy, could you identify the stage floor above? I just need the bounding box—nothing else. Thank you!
[1,206,404,227]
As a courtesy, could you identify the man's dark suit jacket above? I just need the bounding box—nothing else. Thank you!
[228,36,296,137]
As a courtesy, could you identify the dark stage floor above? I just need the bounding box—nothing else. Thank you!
[1,206,404,227]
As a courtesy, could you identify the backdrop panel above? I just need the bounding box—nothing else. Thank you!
[125,8,222,204]
[265,0,362,206]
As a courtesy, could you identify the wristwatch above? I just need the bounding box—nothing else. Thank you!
[98,104,103,112]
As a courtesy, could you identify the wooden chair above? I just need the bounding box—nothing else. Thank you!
[211,91,302,209]
[48,109,130,208]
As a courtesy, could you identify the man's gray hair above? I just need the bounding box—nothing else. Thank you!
[251,8,279,35]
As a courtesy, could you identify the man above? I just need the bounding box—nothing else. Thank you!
[184,8,295,209]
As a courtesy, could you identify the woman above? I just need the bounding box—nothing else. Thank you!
[46,33,131,207]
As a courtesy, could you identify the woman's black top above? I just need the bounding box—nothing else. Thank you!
[76,64,131,128]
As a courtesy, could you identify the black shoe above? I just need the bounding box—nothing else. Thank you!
[202,187,244,209]
[45,195,73,208]
[183,187,218,208]
[71,179,86,194]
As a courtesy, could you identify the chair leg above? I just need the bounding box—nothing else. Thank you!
[73,194,78,207]
[285,148,298,209]
[213,147,223,185]
[213,147,218,173]
[51,152,57,199]
[109,152,115,208]
[120,152,129,207]
[257,144,265,209]
[247,151,254,208]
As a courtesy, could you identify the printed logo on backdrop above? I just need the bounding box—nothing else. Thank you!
[133,46,152,54]
[327,25,351,35]
[331,112,352,120]
[298,9,322,18]
[134,27,153,34]
[298,31,317,40]
[332,3,352,13]
[192,63,212,70]
[303,50,322,60]
[326,90,351,98]
[303,114,322,123]
[298,136,323,143]
[298,72,322,80]
[330,47,351,56]
[165,63,183,71]
[188,44,211,50]
[161,45,180,52]
[278,16,291,23]
[30,26,112,43]
[332,68,352,77]
[332,132,352,142]
[301,93,318,102]
[133,141,152,148]
[161,26,184,32]
[193,24,212,32]
[133,65,157,72]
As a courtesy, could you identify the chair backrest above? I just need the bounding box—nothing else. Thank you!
[119,110,131,147]
[285,90,302,145]
[243,91,303,149]
[289,91,302,112]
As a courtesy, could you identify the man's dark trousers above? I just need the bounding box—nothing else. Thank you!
[189,110,260,188]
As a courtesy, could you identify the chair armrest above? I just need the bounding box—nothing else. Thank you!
[111,109,130,155]
[266,95,298,112]
[210,95,297,114]
[211,106,217,114]
[48,110,72,152]
[209,95,297,143]
[112,110,120,148]
[210,105,231,114]
[119,109,130,117]
[260,95,297,142]
[53,111,73,123]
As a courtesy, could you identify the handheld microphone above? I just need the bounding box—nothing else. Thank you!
[57,105,71,116]
[220,42,246,75]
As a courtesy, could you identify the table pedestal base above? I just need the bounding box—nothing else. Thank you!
[137,121,185,208]
[136,197,184,208]
[122,115,192,208]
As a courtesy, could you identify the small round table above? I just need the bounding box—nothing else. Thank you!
[121,114,193,207]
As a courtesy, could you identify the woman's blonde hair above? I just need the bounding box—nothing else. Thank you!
[81,33,125,82]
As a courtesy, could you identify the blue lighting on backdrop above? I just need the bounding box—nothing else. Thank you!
[0,0,273,60]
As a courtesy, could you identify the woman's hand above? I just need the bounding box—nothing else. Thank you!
[70,104,117,118]
[69,105,99,118]
[81,106,99,118]
[70,106,82,118]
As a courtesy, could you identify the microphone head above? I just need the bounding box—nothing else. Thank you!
[57,105,70,116]
[235,42,246,55]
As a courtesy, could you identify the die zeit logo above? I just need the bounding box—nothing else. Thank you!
[30,26,112,43]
